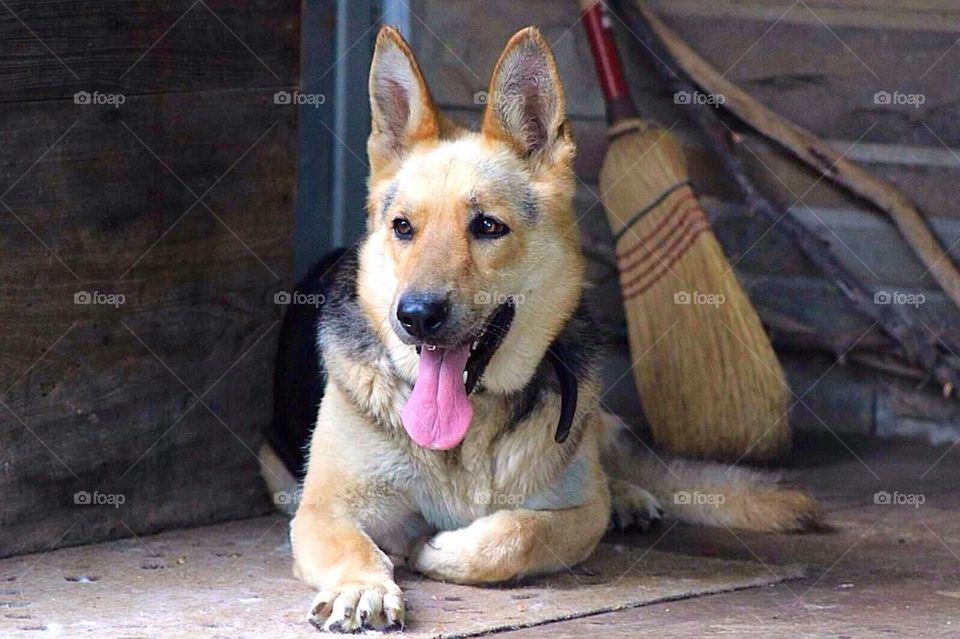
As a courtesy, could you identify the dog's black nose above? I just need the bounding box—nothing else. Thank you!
[396,293,449,340]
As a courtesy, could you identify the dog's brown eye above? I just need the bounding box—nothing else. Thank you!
[393,218,413,239]
[471,215,509,239]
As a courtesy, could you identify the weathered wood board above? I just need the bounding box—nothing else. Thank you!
[0,0,299,101]
[0,3,299,557]
[412,0,960,147]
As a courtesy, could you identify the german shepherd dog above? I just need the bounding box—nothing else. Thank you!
[262,26,821,632]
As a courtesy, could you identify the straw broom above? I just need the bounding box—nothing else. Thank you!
[579,0,789,461]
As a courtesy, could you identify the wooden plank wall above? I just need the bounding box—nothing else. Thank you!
[406,0,960,440]
[0,1,299,557]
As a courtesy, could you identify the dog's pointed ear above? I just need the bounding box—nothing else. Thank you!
[481,27,570,166]
[368,26,439,178]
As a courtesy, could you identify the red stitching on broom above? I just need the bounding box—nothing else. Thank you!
[621,221,711,299]
[615,191,696,262]
[616,204,706,275]
[619,216,708,291]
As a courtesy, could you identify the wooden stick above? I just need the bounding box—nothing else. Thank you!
[616,0,960,395]
[629,0,960,315]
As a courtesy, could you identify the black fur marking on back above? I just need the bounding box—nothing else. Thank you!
[269,248,348,480]
[270,246,392,480]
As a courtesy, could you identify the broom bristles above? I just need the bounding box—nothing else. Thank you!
[600,119,789,461]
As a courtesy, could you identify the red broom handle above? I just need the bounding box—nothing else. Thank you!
[580,1,639,124]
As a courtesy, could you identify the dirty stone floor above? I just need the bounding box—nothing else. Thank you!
[1,436,958,638]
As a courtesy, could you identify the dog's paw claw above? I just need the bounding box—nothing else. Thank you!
[609,480,662,532]
[384,590,405,629]
[307,581,404,633]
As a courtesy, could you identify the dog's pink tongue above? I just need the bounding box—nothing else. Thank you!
[401,345,473,450]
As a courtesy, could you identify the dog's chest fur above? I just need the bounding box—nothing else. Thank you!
[315,249,604,532]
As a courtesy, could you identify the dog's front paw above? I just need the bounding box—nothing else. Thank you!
[609,479,663,532]
[410,524,517,584]
[307,578,404,633]
[411,528,502,583]
[410,529,468,581]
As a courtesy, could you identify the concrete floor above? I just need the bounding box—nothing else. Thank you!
[540,436,960,639]
[2,436,958,637]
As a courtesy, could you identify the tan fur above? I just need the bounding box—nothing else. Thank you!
[286,26,821,632]
[599,414,822,533]
[257,442,298,517]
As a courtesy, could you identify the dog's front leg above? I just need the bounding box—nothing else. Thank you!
[290,382,407,632]
[291,502,404,632]
[411,486,609,584]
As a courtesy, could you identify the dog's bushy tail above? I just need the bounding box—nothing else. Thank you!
[600,413,823,533]
[259,442,301,517]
